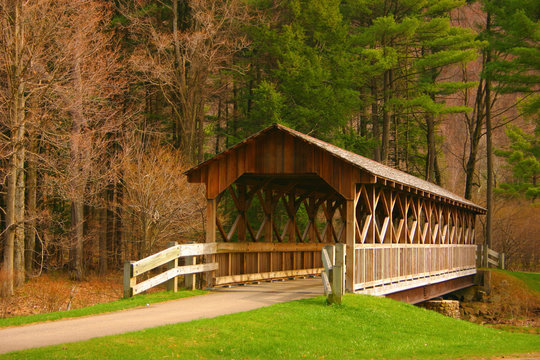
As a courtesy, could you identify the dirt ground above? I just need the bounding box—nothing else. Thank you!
[457,271,540,334]
[0,272,124,318]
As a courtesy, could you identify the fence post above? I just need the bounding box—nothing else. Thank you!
[483,244,489,268]
[166,241,179,292]
[123,261,135,298]
[499,252,505,270]
[476,244,483,268]
[333,244,346,304]
[184,241,196,290]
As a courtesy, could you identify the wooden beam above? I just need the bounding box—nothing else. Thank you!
[205,198,217,288]
[345,198,355,292]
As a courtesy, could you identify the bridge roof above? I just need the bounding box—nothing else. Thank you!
[186,124,486,214]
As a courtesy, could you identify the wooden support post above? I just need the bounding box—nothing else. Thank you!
[499,253,505,270]
[237,185,246,242]
[264,190,273,242]
[123,261,135,298]
[205,198,217,288]
[166,241,178,292]
[288,193,296,242]
[334,243,345,300]
[345,198,355,292]
[184,241,196,290]
[476,244,483,268]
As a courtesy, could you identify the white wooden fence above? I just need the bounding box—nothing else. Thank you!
[477,244,505,269]
[123,242,218,298]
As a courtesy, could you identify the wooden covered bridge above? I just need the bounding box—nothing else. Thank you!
[185,124,486,303]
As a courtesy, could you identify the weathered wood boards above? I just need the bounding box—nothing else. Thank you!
[123,242,218,298]
[321,244,345,304]
[477,244,505,269]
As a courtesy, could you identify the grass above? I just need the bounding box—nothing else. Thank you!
[4,294,539,359]
[501,270,540,294]
[0,289,206,328]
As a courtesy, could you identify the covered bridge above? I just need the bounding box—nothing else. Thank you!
[186,124,486,302]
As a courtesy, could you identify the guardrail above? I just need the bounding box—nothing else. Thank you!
[123,242,218,298]
[321,244,345,305]
[477,244,505,269]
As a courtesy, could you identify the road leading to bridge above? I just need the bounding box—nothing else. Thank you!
[0,278,322,354]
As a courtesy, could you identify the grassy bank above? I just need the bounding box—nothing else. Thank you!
[0,289,206,328]
[4,294,539,359]
[501,270,540,294]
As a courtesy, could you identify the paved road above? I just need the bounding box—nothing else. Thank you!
[0,278,322,354]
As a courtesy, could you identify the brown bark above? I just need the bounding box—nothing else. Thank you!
[99,207,108,275]
[425,113,436,183]
[371,79,381,162]
[68,33,86,281]
[485,13,493,252]
[381,71,390,164]
[3,0,27,294]
[25,138,37,278]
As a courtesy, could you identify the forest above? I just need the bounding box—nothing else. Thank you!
[0,0,538,297]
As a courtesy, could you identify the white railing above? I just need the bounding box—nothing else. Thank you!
[354,244,476,292]
[123,242,218,298]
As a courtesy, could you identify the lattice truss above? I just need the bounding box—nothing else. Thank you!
[213,178,476,245]
[354,184,476,245]
[214,178,346,244]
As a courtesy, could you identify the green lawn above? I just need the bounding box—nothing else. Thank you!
[4,294,539,359]
[502,270,540,294]
[0,289,206,328]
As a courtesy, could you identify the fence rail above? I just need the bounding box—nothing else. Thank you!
[354,244,476,292]
[123,242,218,298]
[477,244,505,269]
[214,242,325,285]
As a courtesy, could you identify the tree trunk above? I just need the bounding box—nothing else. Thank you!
[381,71,390,164]
[371,79,381,162]
[425,113,436,182]
[99,207,108,275]
[485,13,493,252]
[71,201,84,280]
[3,0,27,294]
[25,138,37,278]
[464,79,485,200]
[69,33,86,281]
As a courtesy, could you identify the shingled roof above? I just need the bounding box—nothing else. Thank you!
[187,124,486,213]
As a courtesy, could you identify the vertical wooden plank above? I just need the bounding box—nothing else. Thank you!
[205,198,217,288]
[274,132,284,173]
[184,245,196,290]
[123,261,135,298]
[345,198,356,292]
[237,185,246,242]
[264,190,273,242]
[246,141,256,172]
[166,241,178,292]
[219,155,227,195]
[208,161,220,199]
[237,145,246,176]
[283,133,294,173]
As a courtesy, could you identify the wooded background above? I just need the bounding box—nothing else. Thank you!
[0,0,538,296]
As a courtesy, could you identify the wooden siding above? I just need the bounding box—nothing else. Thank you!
[187,129,375,199]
